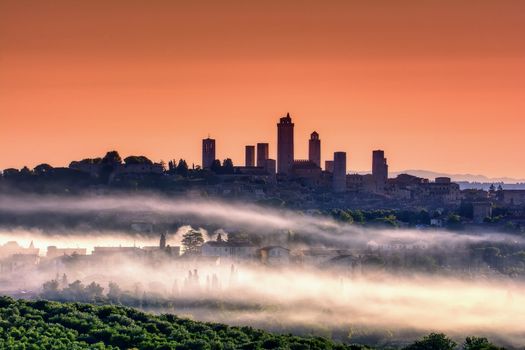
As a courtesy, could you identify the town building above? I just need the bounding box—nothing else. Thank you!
[259,246,290,265]
[69,159,102,177]
[0,241,39,258]
[92,246,143,258]
[372,150,388,193]
[500,190,525,206]
[202,137,216,169]
[325,160,334,173]
[332,152,347,193]
[472,202,493,223]
[115,163,164,175]
[201,234,257,260]
[265,159,276,176]
[423,177,461,205]
[277,113,294,175]
[46,246,87,259]
[346,174,376,193]
[256,143,269,167]
[308,131,321,168]
[291,160,322,184]
[245,145,255,167]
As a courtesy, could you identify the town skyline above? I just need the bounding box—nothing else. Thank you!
[2,2,525,348]
[2,111,525,183]
[1,1,524,178]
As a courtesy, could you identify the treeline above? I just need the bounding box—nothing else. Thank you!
[40,278,265,316]
[325,207,523,233]
[326,208,431,227]
[0,150,222,195]
[0,297,505,350]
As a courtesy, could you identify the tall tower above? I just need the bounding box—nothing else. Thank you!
[245,145,255,167]
[202,138,216,169]
[372,150,388,192]
[308,131,321,168]
[159,233,166,249]
[325,160,334,173]
[277,113,294,175]
[256,143,269,167]
[333,152,347,193]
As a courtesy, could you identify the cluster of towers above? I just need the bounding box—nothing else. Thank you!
[202,113,389,192]
[244,143,270,168]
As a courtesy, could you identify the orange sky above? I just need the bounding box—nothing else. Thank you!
[1,0,524,178]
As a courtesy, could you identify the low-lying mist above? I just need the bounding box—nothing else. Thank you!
[4,253,524,347]
[0,193,524,347]
[0,193,523,249]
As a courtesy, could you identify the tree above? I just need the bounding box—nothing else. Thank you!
[331,209,353,223]
[108,282,122,303]
[463,336,501,350]
[417,209,431,225]
[78,157,102,164]
[20,166,32,176]
[0,298,369,349]
[176,159,189,176]
[2,168,19,178]
[210,159,222,173]
[448,214,461,223]
[404,333,456,350]
[350,210,365,224]
[100,151,122,183]
[101,151,122,164]
[227,231,250,243]
[181,229,204,255]
[168,160,175,172]
[63,280,86,301]
[34,163,53,175]
[124,156,153,165]
[85,282,104,301]
[222,158,234,174]
[42,280,59,299]
[61,273,68,288]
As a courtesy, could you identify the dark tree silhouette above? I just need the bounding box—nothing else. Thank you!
[210,159,222,173]
[222,158,234,174]
[181,229,204,255]
[176,159,189,176]
[124,156,153,165]
[101,151,122,165]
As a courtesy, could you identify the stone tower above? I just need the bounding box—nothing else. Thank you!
[308,131,321,168]
[277,113,294,175]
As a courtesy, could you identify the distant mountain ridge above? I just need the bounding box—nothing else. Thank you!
[392,170,525,184]
[355,169,524,184]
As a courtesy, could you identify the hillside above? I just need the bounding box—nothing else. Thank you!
[0,297,505,350]
[0,296,365,350]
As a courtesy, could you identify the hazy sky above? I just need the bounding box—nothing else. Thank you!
[1,0,524,178]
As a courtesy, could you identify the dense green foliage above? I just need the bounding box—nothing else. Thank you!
[0,297,506,350]
[0,297,366,350]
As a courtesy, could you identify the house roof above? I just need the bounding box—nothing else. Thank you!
[259,246,290,251]
[203,241,256,248]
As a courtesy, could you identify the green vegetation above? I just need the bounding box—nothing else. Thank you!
[328,208,434,228]
[0,297,505,350]
[124,156,153,165]
[0,296,363,349]
[181,229,205,255]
